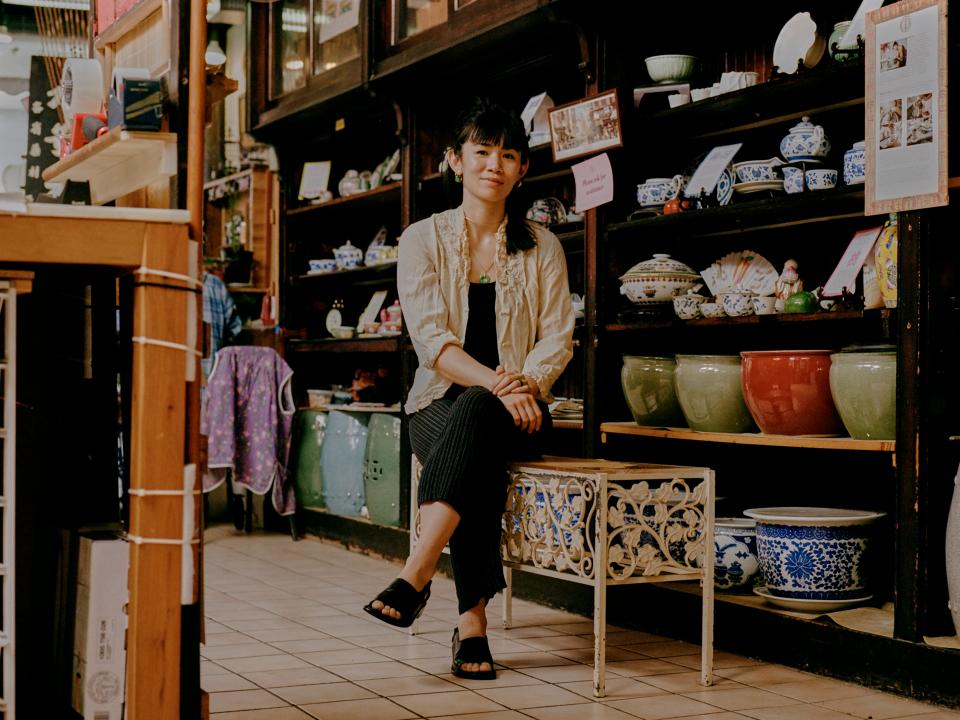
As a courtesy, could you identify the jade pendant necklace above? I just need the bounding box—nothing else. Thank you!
[476,256,496,284]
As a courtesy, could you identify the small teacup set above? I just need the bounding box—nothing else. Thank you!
[782,166,839,194]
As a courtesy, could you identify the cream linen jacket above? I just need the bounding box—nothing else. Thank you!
[398,206,575,415]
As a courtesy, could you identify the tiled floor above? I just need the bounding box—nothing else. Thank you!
[202,528,959,720]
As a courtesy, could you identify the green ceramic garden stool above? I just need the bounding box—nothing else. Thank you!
[291,410,326,510]
[362,413,401,526]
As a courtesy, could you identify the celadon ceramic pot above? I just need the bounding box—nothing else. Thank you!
[674,355,757,433]
[621,355,685,427]
[829,349,896,440]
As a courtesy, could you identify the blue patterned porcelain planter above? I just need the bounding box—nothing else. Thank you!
[745,507,884,600]
[714,518,759,591]
[843,141,866,185]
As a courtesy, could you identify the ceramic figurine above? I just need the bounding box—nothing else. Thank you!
[774,259,803,312]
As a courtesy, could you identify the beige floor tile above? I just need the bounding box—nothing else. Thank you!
[201,673,258,692]
[240,667,344,688]
[438,669,547,690]
[270,682,377,704]
[548,621,598,634]
[489,626,567,639]
[666,652,764,672]
[681,687,799,711]
[208,689,289,713]
[820,694,944,719]
[205,707,315,719]
[521,635,598,652]
[270,605,348,619]
[605,693,721,720]
[205,620,232,633]
[207,608,278,622]
[344,629,418,648]
[641,671,737,694]
[326,660,428,681]
[474,684,586,710]
[604,630,672,645]
[376,642,454,660]
[605,658,688,678]
[202,642,285,660]
[518,664,598,683]
[203,632,257,647]
[427,711,533,720]
[224,617,308,632]
[299,697,417,720]
[296,647,387,666]
[715,665,814,687]
[357,674,463,696]
[402,656,459,674]
[553,647,645,664]
[891,713,960,719]
[560,677,665,701]
[268,638,357,653]
[657,714,750,720]
[202,659,233,677]
[494,652,575,669]
[623,640,701,658]
[244,627,330,642]
[219,654,314,673]
[765,678,880,703]
[739,705,859,720]
[520,703,636,719]
[393,689,506,716]
[299,617,388,636]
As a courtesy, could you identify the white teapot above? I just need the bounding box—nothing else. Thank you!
[334,240,363,270]
[780,116,831,162]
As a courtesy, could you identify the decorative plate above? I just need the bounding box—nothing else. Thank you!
[716,166,735,206]
[733,180,785,194]
[773,12,825,75]
[325,308,342,334]
[753,586,873,613]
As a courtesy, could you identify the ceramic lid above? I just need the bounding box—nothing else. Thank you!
[744,507,886,525]
[788,116,819,133]
[850,140,866,150]
[621,254,699,280]
[715,517,756,529]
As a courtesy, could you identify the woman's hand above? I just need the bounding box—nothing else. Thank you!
[490,365,539,397]
[499,392,542,433]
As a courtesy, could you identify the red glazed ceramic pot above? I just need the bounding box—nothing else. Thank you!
[741,350,844,436]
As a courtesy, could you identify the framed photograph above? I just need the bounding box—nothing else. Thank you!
[865,0,947,214]
[548,89,623,163]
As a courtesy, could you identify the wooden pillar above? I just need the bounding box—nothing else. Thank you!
[125,224,190,719]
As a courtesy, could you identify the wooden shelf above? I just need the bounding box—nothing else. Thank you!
[287,337,401,354]
[607,186,870,241]
[600,422,894,452]
[552,419,583,430]
[95,0,163,49]
[606,308,892,333]
[286,182,402,217]
[294,261,398,284]
[641,60,865,140]
[42,127,177,206]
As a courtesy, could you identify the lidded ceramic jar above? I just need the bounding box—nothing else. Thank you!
[619,253,700,304]
[780,116,831,162]
[829,346,896,440]
[620,355,685,427]
[334,240,363,269]
[843,141,866,185]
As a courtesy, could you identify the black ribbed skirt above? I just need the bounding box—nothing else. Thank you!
[409,386,551,615]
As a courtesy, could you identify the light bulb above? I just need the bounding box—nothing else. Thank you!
[205,39,226,66]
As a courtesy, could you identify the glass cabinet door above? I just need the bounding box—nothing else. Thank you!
[271,0,309,98]
[395,0,448,42]
[314,0,361,75]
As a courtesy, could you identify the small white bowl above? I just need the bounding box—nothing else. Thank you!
[701,302,726,319]
[805,168,838,191]
[644,54,698,83]
[330,326,355,339]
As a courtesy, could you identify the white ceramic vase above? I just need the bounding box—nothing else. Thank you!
[946,464,960,636]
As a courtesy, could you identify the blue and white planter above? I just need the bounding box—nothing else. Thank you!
[714,518,759,590]
[843,141,866,185]
[745,507,884,600]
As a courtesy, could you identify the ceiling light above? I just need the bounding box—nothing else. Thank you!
[285,59,304,71]
[205,39,226,66]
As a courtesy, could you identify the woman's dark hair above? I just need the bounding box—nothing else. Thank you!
[443,97,536,254]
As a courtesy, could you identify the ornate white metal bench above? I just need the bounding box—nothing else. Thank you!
[411,456,715,697]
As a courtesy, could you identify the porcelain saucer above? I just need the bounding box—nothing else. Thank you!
[733,180,785,194]
[753,586,873,613]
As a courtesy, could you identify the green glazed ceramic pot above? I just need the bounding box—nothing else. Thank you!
[829,351,896,439]
[621,355,685,427]
[674,355,757,433]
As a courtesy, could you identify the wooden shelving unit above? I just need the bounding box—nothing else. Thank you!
[286,182,402,217]
[286,336,401,354]
[606,308,893,333]
[600,422,895,453]
[42,127,177,206]
[294,261,398,283]
[94,0,164,50]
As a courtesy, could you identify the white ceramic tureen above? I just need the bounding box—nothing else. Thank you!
[620,254,700,304]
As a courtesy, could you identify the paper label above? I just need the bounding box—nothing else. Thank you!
[822,226,884,297]
[572,153,614,212]
[684,143,742,197]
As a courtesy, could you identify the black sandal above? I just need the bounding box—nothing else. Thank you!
[362,578,431,628]
[451,627,497,680]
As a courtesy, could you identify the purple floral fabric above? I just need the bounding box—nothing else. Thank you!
[201,346,296,515]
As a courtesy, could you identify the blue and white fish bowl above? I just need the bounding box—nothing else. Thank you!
[714,518,759,591]
[744,507,885,600]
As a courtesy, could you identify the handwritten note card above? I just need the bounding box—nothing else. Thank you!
[572,153,614,212]
[822,226,884,297]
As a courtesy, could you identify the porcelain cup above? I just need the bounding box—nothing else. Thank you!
[700,302,725,318]
[782,166,805,194]
[805,168,838,191]
[672,294,706,320]
[719,291,755,317]
[752,296,777,315]
[636,176,684,208]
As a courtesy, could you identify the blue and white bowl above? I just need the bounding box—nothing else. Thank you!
[637,177,682,209]
[805,168,838,191]
[783,167,805,194]
[714,518,759,590]
[745,507,884,600]
[733,159,783,184]
[843,141,866,185]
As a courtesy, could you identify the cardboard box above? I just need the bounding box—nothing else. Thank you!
[72,535,128,720]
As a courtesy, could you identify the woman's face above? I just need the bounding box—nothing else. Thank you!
[451,139,527,206]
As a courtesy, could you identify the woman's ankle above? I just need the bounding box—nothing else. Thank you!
[398,561,433,592]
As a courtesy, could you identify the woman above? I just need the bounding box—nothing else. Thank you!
[363,97,575,680]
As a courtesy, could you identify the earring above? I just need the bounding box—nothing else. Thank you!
[455,173,462,183]
[516,179,523,188]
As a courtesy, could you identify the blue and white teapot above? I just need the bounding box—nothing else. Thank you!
[334,240,363,270]
[780,116,831,162]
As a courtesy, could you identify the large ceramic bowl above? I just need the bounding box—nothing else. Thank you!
[620,254,700,305]
[714,518,759,591]
[621,355,685,427]
[829,349,896,440]
[644,54,698,83]
[741,350,844,436]
[745,507,885,602]
[675,355,757,433]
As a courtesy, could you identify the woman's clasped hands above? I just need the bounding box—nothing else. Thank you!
[490,365,541,433]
